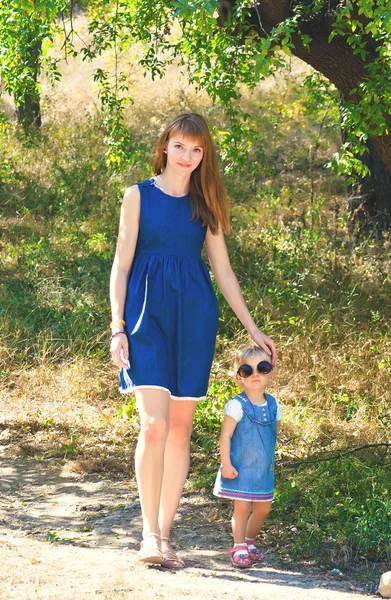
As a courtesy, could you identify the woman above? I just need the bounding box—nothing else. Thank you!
[110,113,276,568]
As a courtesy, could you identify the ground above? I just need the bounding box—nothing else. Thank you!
[0,446,378,600]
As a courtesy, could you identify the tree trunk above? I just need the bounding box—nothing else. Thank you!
[17,94,42,131]
[16,39,42,130]
[348,140,391,235]
[219,1,391,233]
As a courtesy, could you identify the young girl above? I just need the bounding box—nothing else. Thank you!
[109,113,276,568]
[214,346,282,568]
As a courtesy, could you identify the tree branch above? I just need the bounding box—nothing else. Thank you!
[281,443,391,469]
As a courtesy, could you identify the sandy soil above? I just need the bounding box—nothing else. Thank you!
[0,450,377,600]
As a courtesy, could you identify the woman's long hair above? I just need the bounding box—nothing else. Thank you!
[153,113,230,235]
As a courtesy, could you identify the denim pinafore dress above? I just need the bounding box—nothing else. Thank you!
[213,393,278,502]
[119,179,219,400]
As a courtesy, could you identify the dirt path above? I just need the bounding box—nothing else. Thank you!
[0,452,378,600]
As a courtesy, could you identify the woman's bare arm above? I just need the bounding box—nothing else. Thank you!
[109,185,140,367]
[205,227,276,364]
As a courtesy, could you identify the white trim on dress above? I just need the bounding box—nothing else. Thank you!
[119,384,205,402]
[215,492,273,503]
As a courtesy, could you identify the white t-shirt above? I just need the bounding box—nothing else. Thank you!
[224,395,283,423]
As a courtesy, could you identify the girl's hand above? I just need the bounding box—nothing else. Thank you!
[248,328,277,366]
[222,464,238,479]
[110,333,130,369]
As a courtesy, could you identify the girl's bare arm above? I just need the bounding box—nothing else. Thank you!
[220,415,239,479]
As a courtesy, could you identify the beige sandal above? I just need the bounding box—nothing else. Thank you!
[161,536,185,569]
[138,532,163,565]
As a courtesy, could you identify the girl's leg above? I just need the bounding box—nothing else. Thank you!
[245,500,272,563]
[232,500,253,543]
[229,500,253,568]
[159,399,197,538]
[245,500,272,539]
[134,388,171,538]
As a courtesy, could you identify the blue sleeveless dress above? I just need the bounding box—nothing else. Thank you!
[119,178,219,400]
[213,393,278,501]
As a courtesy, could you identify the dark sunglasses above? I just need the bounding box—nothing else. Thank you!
[237,361,273,378]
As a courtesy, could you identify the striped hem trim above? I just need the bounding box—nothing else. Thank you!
[119,384,205,402]
[214,490,274,502]
[171,394,206,402]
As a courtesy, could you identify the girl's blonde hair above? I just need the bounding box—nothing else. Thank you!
[153,113,230,235]
[234,346,272,372]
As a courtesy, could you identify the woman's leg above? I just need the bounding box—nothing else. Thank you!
[245,500,272,539]
[134,388,171,538]
[232,500,253,544]
[159,399,197,538]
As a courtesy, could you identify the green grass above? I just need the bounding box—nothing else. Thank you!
[1,72,390,569]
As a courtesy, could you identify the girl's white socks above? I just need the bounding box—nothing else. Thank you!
[233,542,249,556]
[245,537,256,551]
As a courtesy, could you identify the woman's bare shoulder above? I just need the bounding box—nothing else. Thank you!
[122,184,141,204]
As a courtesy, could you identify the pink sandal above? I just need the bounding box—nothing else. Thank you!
[228,545,252,568]
[246,539,265,563]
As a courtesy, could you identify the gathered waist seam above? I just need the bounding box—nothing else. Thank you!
[136,250,202,259]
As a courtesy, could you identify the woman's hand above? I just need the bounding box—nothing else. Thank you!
[110,333,130,369]
[248,328,277,366]
[222,463,238,479]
